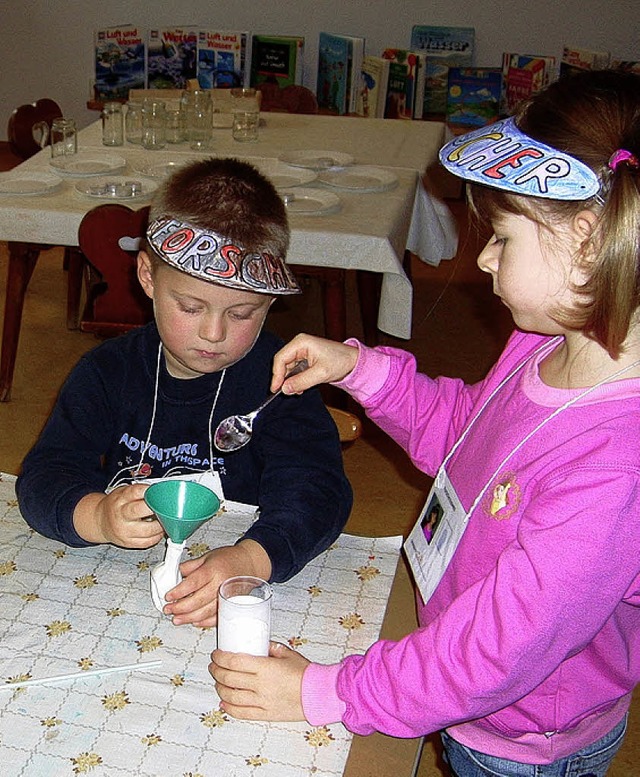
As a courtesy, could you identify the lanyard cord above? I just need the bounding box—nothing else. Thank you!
[106,342,226,492]
[438,338,640,520]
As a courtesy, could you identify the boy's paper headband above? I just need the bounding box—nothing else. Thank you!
[439,117,601,200]
[144,216,301,296]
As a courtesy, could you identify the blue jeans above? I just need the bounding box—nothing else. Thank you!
[440,716,627,777]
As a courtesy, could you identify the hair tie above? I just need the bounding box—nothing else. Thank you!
[608,149,640,172]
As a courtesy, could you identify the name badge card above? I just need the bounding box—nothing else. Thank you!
[404,469,468,604]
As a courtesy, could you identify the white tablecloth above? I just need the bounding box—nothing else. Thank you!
[0,114,457,338]
[0,474,402,776]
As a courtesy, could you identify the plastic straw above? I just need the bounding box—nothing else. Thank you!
[1,660,162,690]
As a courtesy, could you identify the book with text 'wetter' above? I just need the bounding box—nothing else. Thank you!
[147,27,198,89]
[250,34,305,89]
[317,32,365,115]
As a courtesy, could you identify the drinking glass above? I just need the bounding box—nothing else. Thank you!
[181,89,212,148]
[125,102,143,144]
[165,102,185,144]
[50,118,77,158]
[189,104,213,150]
[217,576,272,656]
[101,102,124,146]
[141,100,167,150]
[230,88,260,142]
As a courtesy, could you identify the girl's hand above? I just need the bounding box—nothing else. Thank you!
[271,334,359,394]
[74,485,164,548]
[209,642,309,721]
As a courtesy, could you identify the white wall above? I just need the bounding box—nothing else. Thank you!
[1,0,638,138]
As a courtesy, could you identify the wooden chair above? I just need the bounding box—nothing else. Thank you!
[77,204,153,337]
[6,99,85,332]
[0,99,87,401]
[327,406,362,444]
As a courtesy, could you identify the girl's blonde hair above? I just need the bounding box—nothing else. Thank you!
[468,69,640,358]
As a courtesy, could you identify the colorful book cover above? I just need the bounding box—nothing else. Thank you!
[316,32,365,115]
[356,55,390,118]
[610,59,640,75]
[250,35,305,89]
[197,29,251,88]
[501,53,556,115]
[94,25,145,101]
[381,48,427,119]
[410,25,475,117]
[560,45,610,77]
[446,67,502,129]
[147,27,198,89]
[384,61,411,119]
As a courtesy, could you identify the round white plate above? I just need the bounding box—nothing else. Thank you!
[279,150,354,171]
[266,164,318,190]
[0,172,62,196]
[50,153,127,177]
[281,187,341,215]
[75,176,158,200]
[317,166,398,193]
[132,159,196,179]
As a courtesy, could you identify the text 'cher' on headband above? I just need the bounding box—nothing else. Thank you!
[146,216,301,296]
[438,117,601,201]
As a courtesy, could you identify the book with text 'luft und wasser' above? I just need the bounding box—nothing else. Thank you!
[94,25,145,100]
[197,29,251,88]
[410,25,475,118]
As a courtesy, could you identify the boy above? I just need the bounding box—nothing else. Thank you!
[17,158,352,628]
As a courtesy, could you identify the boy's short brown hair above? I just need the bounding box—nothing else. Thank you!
[149,157,290,257]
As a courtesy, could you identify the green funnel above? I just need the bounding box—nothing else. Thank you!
[144,480,221,543]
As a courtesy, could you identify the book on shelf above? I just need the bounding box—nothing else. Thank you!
[384,61,411,119]
[197,29,251,88]
[147,27,198,89]
[356,55,390,118]
[410,25,475,118]
[610,59,640,74]
[560,45,610,77]
[381,48,427,118]
[446,67,502,130]
[250,34,305,89]
[316,32,365,115]
[94,25,145,101]
[501,53,556,115]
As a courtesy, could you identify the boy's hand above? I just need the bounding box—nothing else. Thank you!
[271,334,359,394]
[164,539,272,628]
[74,485,164,548]
[209,642,308,721]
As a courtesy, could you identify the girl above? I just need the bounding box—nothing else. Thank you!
[210,69,640,776]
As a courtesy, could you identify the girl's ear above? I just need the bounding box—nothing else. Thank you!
[137,251,155,300]
[573,209,598,247]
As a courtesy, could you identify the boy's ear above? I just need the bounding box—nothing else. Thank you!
[137,251,155,299]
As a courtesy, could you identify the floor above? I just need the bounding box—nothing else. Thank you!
[0,143,638,775]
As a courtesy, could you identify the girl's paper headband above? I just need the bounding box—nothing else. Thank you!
[439,117,601,201]
[145,216,301,296]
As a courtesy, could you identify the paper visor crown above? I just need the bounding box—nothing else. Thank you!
[146,216,301,296]
[439,117,600,200]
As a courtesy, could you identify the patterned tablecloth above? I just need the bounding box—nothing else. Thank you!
[0,474,402,776]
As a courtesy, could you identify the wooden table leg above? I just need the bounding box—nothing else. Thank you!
[356,269,382,347]
[65,247,85,330]
[0,242,41,401]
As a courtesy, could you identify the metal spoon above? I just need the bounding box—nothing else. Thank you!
[213,359,308,452]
